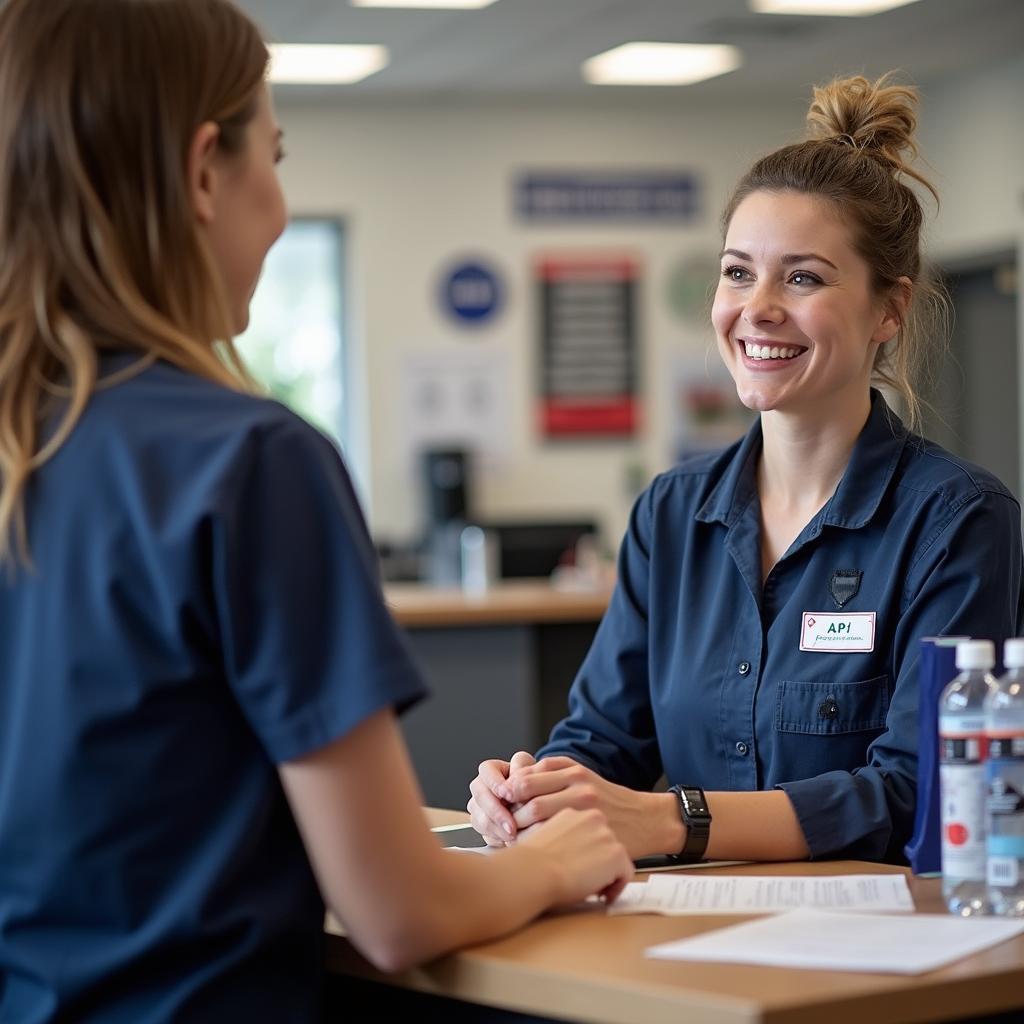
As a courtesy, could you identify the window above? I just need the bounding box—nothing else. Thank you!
[235,218,347,445]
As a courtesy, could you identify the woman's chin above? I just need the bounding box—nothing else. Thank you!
[735,387,779,414]
[232,308,251,337]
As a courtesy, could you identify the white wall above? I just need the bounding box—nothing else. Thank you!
[919,56,1024,261]
[918,56,1024,491]
[276,58,1024,547]
[275,96,801,546]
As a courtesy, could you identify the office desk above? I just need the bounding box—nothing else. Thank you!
[325,811,1024,1024]
[384,583,613,809]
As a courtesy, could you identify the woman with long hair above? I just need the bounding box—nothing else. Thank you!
[0,2,633,1020]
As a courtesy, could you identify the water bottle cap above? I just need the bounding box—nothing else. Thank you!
[1004,638,1024,669]
[956,639,995,670]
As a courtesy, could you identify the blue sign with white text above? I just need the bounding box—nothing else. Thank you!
[517,173,699,221]
[441,262,503,325]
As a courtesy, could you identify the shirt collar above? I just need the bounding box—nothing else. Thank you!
[696,389,909,531]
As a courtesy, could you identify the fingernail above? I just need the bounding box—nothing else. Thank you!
[502,822,514,836]
[496,787,510,801]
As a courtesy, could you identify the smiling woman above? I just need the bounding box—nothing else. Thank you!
[468,73,1024,872]
[714,190,895,423]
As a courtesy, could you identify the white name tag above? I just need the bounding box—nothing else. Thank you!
[800,611,875,653]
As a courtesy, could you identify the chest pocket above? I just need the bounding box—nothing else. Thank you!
[775,675,890,735]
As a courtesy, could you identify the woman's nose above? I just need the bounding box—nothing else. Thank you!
[742,281,786,327]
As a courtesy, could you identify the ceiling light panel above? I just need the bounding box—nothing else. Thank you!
[268,44,389,85]
[583,43,742,87]
[350,0,500,9]
[750,0,922,15]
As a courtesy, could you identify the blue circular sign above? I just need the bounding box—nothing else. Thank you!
[441,261,503,325]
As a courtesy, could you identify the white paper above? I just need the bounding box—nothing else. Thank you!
[402,350,509,471]
[607,873,915,916]
[645,908,1024,974]
[635,859,749,873]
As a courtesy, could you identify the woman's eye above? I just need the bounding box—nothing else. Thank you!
[790,272,820,286]
[723,266,749,282]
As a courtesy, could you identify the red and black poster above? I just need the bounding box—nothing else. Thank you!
[538,255,639,438]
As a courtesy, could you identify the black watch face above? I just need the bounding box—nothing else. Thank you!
[681,788,709,818]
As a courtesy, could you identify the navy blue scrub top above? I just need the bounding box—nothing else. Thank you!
[538,391,1024,862]
[0,354,427,1022]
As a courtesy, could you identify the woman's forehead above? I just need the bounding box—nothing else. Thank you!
[725,191,856,260]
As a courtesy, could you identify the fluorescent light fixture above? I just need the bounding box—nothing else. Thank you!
[583,43,742,87]
[268,44,389,85]
[350,0,499,8]
[750,0,922,14]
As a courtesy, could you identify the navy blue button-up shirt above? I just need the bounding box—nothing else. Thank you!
[0,356,426,1022]
[538,392,1024,861]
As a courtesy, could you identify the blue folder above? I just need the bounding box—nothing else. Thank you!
[905,636,967,874]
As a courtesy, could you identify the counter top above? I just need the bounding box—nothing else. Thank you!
[326,810,1024,1024]
[383,581,613,628]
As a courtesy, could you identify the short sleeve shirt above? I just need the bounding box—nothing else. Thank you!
[0,354,427,1022]
[538,391,1024,861]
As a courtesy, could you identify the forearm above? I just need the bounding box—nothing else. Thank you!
[704,790,809,861]
[383,845,562,969]
[641,789,808,861]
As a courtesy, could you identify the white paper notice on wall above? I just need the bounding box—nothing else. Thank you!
[402,350,510,472]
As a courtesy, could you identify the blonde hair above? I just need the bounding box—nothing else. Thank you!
[0,0,268,567]
[722,74,949,433]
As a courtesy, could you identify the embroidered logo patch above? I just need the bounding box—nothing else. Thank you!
[829,569,863,608]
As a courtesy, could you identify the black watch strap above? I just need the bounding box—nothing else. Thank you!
[669,785,711,863]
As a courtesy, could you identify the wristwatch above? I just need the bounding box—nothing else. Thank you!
[669,785,711,863]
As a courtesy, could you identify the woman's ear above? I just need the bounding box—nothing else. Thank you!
[873,276,913,345]
[188,121,222,226]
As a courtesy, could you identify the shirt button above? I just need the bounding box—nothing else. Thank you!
[735,741,749,755]
[818,696,840,720]
[738,661,751,676]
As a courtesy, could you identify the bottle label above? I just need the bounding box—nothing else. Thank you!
[987,731,1024,890]
[940,761,987,879]
[939,714,987,755]
[988,856,1020,888]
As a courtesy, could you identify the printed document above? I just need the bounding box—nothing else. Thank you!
[607,873,914,916]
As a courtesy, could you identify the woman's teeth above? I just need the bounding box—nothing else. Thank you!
[743,342,802,360]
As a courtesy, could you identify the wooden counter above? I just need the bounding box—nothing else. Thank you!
[384,581,613,628]
[326,811,1024,1024]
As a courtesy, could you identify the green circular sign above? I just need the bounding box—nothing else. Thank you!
[666,254,718,325]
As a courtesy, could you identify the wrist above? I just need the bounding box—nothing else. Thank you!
[668,785,712,863]
[639,791,687,860]
[508,837,569,907]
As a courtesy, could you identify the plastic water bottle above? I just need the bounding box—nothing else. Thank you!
[940,639,998,915]
[986,638,1024,916]
[459,525,498,597]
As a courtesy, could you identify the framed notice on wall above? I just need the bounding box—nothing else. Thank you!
[538,254,639,438]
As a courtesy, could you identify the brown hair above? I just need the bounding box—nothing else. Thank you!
[721,73,948,433]
[0,0,268,567]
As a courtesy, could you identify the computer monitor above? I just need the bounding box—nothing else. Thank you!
[480,520,598,579]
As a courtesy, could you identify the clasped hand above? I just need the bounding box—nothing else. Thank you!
[468,751,661,860]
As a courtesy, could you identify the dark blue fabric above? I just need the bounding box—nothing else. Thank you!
[538,392,1024,862]
[0,355,427,1022]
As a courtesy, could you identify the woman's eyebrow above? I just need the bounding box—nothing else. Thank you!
[719,248,839,271]
[781,252,839,270]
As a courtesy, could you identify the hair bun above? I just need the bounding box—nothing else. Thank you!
[806,73,922,180]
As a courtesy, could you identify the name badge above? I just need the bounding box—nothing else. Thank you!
[800,611,875,653]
